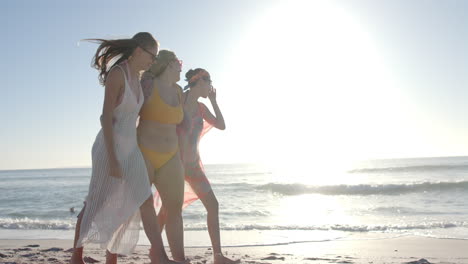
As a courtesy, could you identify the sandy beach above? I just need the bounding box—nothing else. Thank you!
[1,236,467,264]
[4,0,468,263]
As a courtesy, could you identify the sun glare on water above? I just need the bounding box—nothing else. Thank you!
[222,0,406,185]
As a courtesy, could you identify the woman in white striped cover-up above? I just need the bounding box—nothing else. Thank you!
[70,32,182,264]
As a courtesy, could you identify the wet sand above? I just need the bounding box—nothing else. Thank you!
[1,236,467,264]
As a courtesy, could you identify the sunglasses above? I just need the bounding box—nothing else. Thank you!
[140,46,158,62]
[202,76,212,84]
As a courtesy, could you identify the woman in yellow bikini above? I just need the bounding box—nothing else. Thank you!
[138,50,186,262]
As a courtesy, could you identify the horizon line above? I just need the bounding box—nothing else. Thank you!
[1,155,468,172]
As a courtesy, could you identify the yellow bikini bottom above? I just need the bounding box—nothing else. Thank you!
[139,144,178,170]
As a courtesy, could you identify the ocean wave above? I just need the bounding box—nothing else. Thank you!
[1,217,467,233]
[183,210,270,220]
[349,164,468,174]
[185,222,468,232]
[0,217,74,230]
[256,181,468,196]
[371,206,466,215]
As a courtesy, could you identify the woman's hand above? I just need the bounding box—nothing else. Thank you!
[208,86,217,102]
[202,87,226,130]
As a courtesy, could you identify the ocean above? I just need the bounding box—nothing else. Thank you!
[1,156,467,247]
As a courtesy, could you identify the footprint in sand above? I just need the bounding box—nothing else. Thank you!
[25,244,40,248]
[41,247,63,252]
[261,255,285,261]
[404,259,432,264]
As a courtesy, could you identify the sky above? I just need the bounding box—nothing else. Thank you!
[2,0,468,170]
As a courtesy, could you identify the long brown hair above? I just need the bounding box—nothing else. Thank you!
[86,32,158,85]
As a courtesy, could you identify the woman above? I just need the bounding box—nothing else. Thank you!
[138,50,186,262]
[178,68,239,264]
[70,33,180,264]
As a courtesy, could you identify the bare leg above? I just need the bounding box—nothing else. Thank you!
[71,203,120,264]
[158,206,167,233]
[142,156,184,264]
[105,250,117,264]
[154,152,186,261]
[141,195,176,263]
[200,191,239,264]
[70,205,85,264]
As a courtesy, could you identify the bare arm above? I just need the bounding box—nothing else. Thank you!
[101,67,125,178]
[203,87,226,130]
[180,92,191,129]
[140,72,154,107]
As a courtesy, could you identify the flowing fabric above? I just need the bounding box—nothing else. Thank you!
[152,101,214,211]
[76,62,151,254]
[178,102,215,208]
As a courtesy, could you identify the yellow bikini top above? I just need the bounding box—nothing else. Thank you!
[140,82,184,124]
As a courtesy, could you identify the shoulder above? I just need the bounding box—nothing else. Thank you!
[199,102,209,114]
[105,66,125,88]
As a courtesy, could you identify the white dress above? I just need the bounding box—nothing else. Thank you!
[76,62,151,254]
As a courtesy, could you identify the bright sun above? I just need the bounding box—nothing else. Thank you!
[210,0,408,182]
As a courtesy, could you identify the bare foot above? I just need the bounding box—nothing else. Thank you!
[69,249,85,264]
[149,248,190,264]
[106,250,117,264]
[69,255,85,264]
[214,253,240,264]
